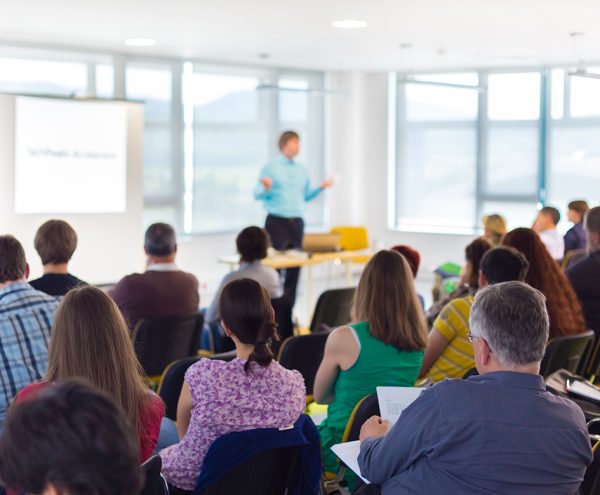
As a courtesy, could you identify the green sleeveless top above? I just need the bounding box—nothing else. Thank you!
[318,321,424,473]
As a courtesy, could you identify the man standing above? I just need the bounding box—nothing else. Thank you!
[358,281,592,494]
[109,223,199,329]
[567,206,600,337]
[0,235,58,425]
[254,131,332,307]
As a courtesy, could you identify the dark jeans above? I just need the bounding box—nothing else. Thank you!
[265,214,304,308]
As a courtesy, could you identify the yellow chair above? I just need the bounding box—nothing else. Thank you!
[330,226,370,264]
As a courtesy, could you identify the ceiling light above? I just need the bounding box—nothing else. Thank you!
[332,20,367,29]
[124,38,156,47]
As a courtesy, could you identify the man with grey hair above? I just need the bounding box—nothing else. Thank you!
[567,205,600,337]
[357,281,592,494]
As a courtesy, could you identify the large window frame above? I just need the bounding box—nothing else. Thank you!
[0,43,326,235]
[390,65,600,234]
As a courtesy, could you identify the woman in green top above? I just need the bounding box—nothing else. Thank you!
[314,250,428,479]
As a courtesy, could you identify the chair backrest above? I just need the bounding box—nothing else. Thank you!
[157,356,203,421]
[277,333,329,396]
[331,226,369,251]
[140,455,169,495]
[271,296,294,350]
[539,330,595,378]
[309,288,356,333]
[196,445,302,495]
[581,441,600,495]
[134,313,203,377]
[341,393,381,443]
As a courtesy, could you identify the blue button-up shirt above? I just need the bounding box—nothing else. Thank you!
[254,156,323,218]
[358,372,592,494]
[0,282,58,425]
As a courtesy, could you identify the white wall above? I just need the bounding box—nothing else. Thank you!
[0,94,146,284]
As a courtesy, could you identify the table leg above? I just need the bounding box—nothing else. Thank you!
[306,264,314,326]
[344,261,352,286]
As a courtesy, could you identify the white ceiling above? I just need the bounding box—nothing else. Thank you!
[2,0,600,72]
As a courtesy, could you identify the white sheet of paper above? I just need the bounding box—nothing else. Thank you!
[376,386,424,424]
[331,440,370,483]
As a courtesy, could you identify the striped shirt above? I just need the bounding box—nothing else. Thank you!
[427,296,474,382]
[0,282,58,425]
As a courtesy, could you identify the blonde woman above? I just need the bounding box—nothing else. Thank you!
[16,286,163,461]
[314,250,428,478]
[482,213,507,246]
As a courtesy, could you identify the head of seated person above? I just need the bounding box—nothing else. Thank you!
[41,286,158,454]
[0,235,29,289]
[585,206,600,251]
[478,246,529,288]
[219,278,279,369]
[34,219,78,273]
[0,380,142,495]
[462,238,493,291]
[144,222,177,266]
[237,226,270,263]
[568,200,589,226]
[390,245,420,279]
[532,206,560,233]
[482,213,507,246]
[470,281,548,375]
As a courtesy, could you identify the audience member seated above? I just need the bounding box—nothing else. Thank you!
[532,206,564,260]
[564,200,590,253]
[28,219,87,296]
[426,238,491,326]
[358,281,592,494]
[206,226,282,325]
[568,206,600,337]
[482,213,507,246]
[420,246,529,382]
[0,235,57,426]
[160,278,305,492]
[314,250,427,480]
[503,227,587,339]
[0,380,143,495]
[110,223,199,329]
[390,244,425,308]
[16,286,163,462]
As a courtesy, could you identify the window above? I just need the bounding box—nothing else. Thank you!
[396,73,478,232]
[393,68,597,234]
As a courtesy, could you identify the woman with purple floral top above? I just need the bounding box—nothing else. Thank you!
[160,278,306,491]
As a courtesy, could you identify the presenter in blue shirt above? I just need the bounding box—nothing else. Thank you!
[254,131,332,307]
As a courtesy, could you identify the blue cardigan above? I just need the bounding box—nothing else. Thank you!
[193,414,321,495]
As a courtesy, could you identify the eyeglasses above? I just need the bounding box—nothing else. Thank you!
[466,332,481,343]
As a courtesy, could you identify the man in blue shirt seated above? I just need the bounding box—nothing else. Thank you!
[358,281,593,495]
[254,131,332,307]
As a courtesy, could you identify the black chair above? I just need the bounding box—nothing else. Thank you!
[539,330,595,378]
[157,356,203,421]
[196,446,303,495]
[342,393,380,443]
[309,288,356,333]
[581,418,600,495]
[562,248,587,271]
[271,296,294,342]
[140,455,169,495]
[277,332,330,397]
[462,368,479,379]
[133,313,203,379]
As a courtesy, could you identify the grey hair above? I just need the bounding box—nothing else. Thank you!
[469,281,549,367]
[585,206,600,235]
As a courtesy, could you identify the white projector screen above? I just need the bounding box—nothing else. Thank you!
[14,96,127,213]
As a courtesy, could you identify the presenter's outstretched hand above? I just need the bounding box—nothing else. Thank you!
[261,177,273,190]
[321,177,334,189]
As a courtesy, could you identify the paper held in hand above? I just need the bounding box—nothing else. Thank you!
[330,386,425,483]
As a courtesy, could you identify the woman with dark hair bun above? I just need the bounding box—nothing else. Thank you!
[160,278,305,492]
[502,227,587,339]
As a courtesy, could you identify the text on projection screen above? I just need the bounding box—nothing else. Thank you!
[14,96,127,214]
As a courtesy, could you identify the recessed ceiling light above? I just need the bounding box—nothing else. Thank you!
[332,19,367,29]
[125,38,156,47]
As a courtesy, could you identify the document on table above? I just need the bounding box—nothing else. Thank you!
[376,386,424,424]
[331,440,370,483]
